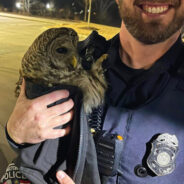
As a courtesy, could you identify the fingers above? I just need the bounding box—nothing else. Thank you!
[34,109,73,141]
[19,79,71,111]
[46,126,71,140]
[34,126,71,142]
[56,171,75,184]
[49,110,74,129]
[8,77,75,144]
[38,90,70,107]
[47,99,74,118]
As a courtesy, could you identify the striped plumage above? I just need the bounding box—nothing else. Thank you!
[15,27,107,114]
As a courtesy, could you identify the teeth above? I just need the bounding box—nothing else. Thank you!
[142,5,169,14]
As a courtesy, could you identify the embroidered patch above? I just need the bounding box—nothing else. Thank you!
[1,163,32,184]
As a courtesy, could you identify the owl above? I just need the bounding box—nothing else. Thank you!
[15,27,108,114]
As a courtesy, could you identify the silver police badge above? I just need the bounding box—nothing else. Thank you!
[147,133,179,176]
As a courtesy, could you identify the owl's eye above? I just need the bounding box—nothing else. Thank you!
[56,47,68,54]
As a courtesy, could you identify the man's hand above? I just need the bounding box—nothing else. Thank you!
[7,79,74,144]
[56,171,75,184]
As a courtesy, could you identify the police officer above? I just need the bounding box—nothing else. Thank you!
[5,0,184,184]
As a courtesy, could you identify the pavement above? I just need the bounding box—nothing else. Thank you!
[0,12,120,40]
[0,12,120,178]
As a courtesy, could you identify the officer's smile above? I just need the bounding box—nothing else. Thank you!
[138,4,171,16]
[118,0,184,44]
[134,0,180,19]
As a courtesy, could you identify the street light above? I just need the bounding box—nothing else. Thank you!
[87,0,92,27]
[16,0,30,12]
[46,3,51,9]
[46,2,54,10]
[15,2,22,9]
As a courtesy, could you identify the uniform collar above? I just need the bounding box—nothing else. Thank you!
[104,34,184,108]
[104,34,184,76]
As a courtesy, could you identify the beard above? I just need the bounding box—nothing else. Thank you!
[119,0,184,44]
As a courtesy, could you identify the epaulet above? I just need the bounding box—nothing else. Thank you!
[78,31,110,70]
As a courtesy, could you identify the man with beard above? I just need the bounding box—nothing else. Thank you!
[4,0,184,184]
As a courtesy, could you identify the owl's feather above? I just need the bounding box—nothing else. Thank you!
[15,27,107,114]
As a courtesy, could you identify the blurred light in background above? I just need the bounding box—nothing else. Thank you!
[46,2,54,10]
[15,2,22,9]
[46,3,51,9]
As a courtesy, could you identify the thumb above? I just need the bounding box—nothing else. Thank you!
[19,78,26,97]
[56,171,75,184]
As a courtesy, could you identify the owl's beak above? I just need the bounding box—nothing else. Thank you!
[72,56,78,68]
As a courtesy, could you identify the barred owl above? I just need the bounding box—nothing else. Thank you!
[15,27,107,114]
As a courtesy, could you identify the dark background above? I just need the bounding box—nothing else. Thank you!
[0,0,121,27]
